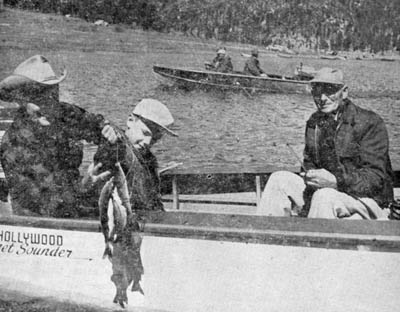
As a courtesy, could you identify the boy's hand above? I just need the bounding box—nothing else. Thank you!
[101,124,118,144]
[83,163,111,187]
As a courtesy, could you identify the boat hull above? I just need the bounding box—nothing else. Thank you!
[1,214,400,311]
[153,65,311,94]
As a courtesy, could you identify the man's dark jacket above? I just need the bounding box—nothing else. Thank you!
[0,101,104,217]
[303,99,394,207]
[243,56,265,76]
[211,55,233,73]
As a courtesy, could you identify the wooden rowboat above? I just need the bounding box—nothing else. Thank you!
[1,155,400,311]
[1,200,400,312]
[380,57,396,62]
[319,55,347,61]
[153,65,312,94]
[1,163,400,312]
[1,100,400,311]
[277,52,295,58]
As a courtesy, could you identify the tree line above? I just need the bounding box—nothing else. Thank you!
[5,0,400,53]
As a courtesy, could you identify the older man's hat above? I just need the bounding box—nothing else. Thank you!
[0,55,67,90]
[310,67,344,86]
[133,99,178,137]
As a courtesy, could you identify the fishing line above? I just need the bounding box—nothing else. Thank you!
[285,142,305,172]
[262,102,305,171]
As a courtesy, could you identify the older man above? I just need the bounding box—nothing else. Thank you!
[258,68,394,219]
[0,55,108,217]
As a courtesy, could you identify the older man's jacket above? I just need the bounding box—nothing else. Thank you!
[303,99,394,207]
[0,101,104,217]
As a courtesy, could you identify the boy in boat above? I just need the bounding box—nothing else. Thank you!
[89,98,178,212]
[258,67,394,219]
[0,55,109,218]
[243,49,268,77]
[205,47,233,73]
[84,99,178,307]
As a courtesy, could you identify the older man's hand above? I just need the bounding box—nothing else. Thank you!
[301,169,337,189]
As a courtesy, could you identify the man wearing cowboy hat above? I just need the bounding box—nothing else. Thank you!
[84,98,178,307]
[0,55,109,217]
[243,48,267,77]
[205,47,233,73]
[258,67,394,219]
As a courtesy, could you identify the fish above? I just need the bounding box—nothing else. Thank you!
[98,179,114,260]
[98,162,144,308]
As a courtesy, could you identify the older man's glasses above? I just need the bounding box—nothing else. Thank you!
[311,83,344,98]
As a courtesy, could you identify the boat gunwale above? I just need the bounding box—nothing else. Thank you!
[1,213,399,253]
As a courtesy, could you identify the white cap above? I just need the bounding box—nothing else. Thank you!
[132,99,178,136]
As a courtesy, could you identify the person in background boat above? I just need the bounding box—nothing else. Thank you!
[0,55,109,218]
[258,67,394,219]
[243,49,268,77]
[205,47,233,73]
[84,98,178,308]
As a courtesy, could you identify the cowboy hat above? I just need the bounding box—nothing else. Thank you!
[132,99,178,137]
[310,67,344,86]
[0,55,67,90]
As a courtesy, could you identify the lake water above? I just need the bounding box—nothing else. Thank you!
[1,35,400,174]
[144,88,400,172]
[54,50,400,173]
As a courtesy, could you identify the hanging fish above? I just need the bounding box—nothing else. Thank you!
[98,162,144,308]
[98,178,114,260]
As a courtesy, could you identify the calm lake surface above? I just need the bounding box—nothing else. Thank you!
[60,49,399,173]
[58,49,400,173]
[140,89,400,172]
[1,12,399,173]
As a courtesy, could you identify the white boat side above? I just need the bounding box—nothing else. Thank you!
[0,214,399,312]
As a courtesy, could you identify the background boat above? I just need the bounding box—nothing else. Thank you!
[277,52,295,58]
[380,57,395,62]
[319,55,347,61]
[153,65,312,94]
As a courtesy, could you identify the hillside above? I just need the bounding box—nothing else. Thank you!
[4,0,400,54]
